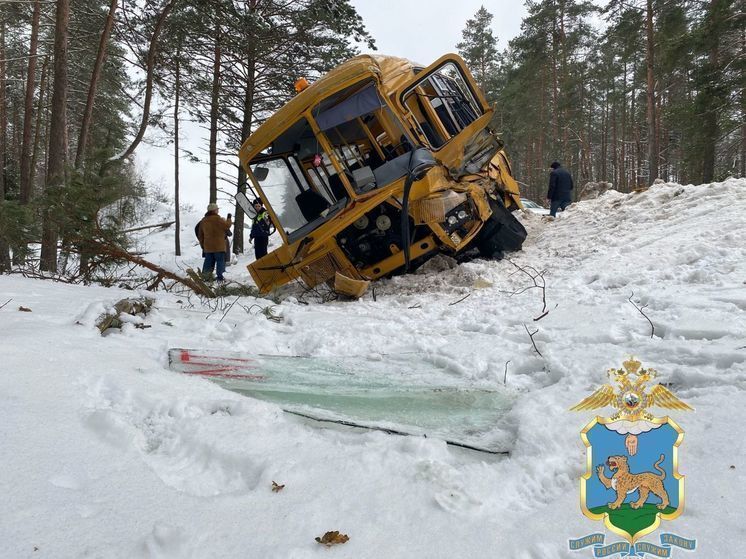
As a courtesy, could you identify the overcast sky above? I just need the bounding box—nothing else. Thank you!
[137,1,529,213]
[349,0,527,64]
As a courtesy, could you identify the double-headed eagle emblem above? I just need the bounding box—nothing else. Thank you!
[569,358,696,551]
[571,358,693,421]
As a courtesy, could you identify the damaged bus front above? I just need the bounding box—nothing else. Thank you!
[237,54,527,295]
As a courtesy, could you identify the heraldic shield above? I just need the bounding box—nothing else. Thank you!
[581,416,684,543]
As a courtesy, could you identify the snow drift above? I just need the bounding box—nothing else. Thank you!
[1,178,745,558]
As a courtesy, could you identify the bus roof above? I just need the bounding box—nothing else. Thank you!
[238,54,417,165]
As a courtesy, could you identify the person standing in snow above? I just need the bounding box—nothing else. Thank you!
[196,210,233,263]
[224,221,233,267]
[249,198,271,260]
[546,161,574,217]
[198,203,232,282]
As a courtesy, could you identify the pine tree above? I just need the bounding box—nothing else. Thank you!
[456,6,500,101]
[493,0,597,190]
[693,0,738,182]
[0,15,10,270]
[491,0,746,191]
[19,0,40,205]
[40,0,70,272]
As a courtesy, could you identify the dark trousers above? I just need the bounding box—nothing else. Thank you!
[203,251,226,281]
[253,236,268,260]
[550,197,572,217]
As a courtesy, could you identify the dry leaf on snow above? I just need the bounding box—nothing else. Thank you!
[315,531,349,547]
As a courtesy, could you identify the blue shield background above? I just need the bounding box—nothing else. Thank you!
[587,422,680,511]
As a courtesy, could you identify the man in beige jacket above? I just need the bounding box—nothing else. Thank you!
[197,203,232,282]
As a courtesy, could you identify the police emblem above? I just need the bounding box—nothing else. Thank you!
[568,359,697,557]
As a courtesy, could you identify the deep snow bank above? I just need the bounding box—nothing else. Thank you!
[1,179,744,558]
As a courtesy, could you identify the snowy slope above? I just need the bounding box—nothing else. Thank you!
[1,179,745,558]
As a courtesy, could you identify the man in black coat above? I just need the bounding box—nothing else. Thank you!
[546,161,574,217]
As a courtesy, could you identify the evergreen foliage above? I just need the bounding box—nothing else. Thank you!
[468,1,744,200]
[1,0,742,281]
[0,0,373,273]
[456,6,501,101]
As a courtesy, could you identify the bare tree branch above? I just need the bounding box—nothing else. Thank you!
[448,293,471,306]
[628,291,655,338]
[108,0,177,166]
[503,259,555,320]
[524,324,543,357]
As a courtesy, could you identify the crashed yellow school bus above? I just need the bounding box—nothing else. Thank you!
[237,53,526,295]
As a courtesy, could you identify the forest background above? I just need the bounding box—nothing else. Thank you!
[0,0,742,277]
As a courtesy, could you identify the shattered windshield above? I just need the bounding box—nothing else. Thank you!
[401,61,483,149]
[250,158,309,236]
[250,117,348,240]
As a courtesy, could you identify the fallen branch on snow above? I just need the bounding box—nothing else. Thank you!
[628,291,655,338]
[524,324,544,358]
[504,259,555,321]
[119,220,175,234]
[449,293,471,306]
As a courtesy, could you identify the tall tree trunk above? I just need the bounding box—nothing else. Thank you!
[578,66,588,184]
[479,48,486,95]
[75,0,118,169]
[611,87,617,186]
[0,20,10,272]
[234,44,256,255]
[75,0,118,277]
[526,140,533,195]
[551,20,559,155]
[620,61,627,191]
[601,89,608,182]
[20,0,41,204]
[538,62,546,176]
[700,0,728,183]
[645,0,659,183]
[741,29,746,177]
[632,58,639,189]
[12,92,21,168]
[585,86,593,182]
[29,55,49,191]
[0,19,5,201]
[657,90,666,181]
[40,0,70,272]
[174,45,181,256]
[43,67,51,177]
[558,1,569,164]
[209,20,221,204]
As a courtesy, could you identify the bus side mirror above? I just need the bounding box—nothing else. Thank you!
[253,167,269,181]
[235,192,257,219]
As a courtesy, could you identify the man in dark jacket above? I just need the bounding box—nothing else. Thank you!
[546,161,574,217]
[249,198,271,260]
[198,203,232,282]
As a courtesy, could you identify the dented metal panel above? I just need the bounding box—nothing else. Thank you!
[237,53,528,295]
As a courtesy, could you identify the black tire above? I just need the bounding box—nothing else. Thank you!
[476,198,527,257]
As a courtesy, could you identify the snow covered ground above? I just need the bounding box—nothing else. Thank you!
[1,179,745,558]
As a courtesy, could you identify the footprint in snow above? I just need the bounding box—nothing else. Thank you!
[135,522,201,559]
[49,473,87,491]
[416,460,482,514]
[434,488,483,514]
